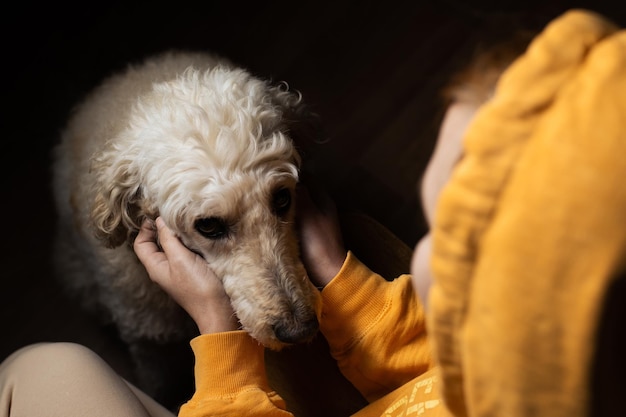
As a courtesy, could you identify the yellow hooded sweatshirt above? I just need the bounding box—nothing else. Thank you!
[178,9,625,417]
[429,8,626,417]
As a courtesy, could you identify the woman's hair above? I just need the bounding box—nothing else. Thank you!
[442,30,536,106]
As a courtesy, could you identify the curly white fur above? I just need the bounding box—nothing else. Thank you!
[52,51,322,354]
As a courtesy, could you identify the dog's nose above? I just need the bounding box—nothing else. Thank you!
[273,315,319,344]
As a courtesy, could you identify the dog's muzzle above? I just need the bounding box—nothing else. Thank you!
[272,314,319,344]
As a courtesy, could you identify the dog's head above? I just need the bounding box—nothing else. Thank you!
[90,65,322,349]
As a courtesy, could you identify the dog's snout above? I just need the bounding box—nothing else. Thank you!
[273,315,319,344]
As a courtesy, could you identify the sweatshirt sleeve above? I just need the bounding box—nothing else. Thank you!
[179,331,292,417]
[319,251,433,403]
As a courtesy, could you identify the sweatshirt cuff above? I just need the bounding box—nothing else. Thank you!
[190,330,271,398]
[320,251,399,352]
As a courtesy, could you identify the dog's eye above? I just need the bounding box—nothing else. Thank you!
[272,188,292,216]
[194,217,228,240]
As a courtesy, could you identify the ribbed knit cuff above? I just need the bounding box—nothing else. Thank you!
[190,331,270,398]
[320,251,394,353]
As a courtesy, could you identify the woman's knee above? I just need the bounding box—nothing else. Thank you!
[1,342,105,381]
[0,343,157,417]
[3,342,96,362]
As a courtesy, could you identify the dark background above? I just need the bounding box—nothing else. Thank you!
[1,1,624,415]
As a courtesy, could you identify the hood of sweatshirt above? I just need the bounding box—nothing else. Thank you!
[429,9,626,417]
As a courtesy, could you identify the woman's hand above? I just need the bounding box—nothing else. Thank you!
[296,183,347,289]
[133,217,239,334]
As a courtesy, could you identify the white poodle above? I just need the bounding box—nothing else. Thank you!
[52,50,322,404]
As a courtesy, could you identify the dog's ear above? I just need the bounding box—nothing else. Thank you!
[269,82,328,158]
[89,154,146,248]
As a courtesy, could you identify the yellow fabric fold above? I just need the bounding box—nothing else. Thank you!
[321,251,433,402]
[180,331,290,416]
[429,9,626,417]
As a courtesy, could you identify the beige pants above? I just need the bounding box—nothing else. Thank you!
[0,343,175,417]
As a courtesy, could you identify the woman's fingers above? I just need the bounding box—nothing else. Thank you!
[133,218,168,278]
